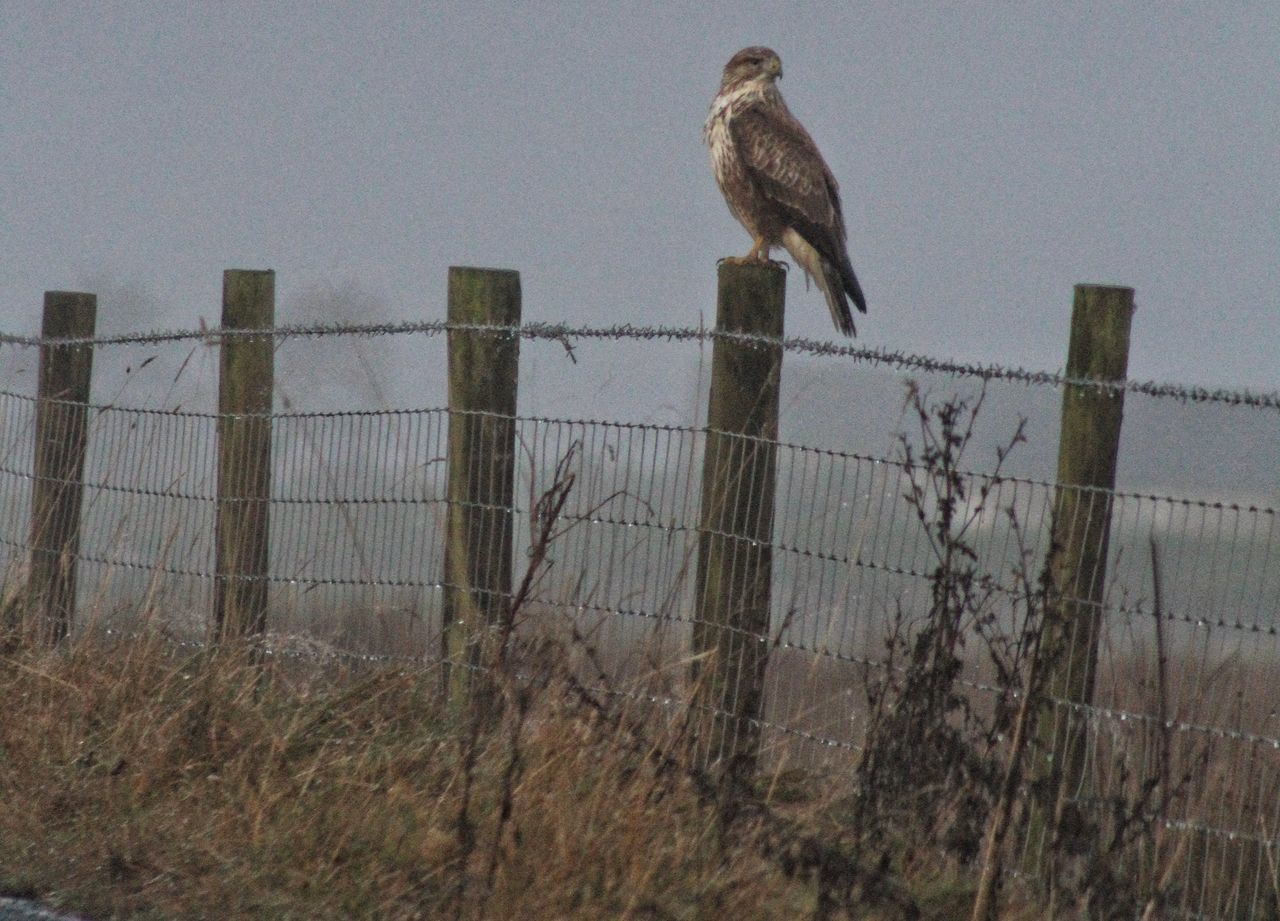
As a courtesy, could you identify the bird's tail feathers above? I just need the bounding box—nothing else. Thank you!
[820,260,857,337]
[838,252,867,316]
[782,230,856,337]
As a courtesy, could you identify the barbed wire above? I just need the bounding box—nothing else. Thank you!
[4,319,1280,411]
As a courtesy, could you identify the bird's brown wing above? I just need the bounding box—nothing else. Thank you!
[729,104,866,314]
[729,105,845,251]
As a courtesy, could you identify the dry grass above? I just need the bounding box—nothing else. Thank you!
[5,617,1273,919]
[0,628,832,921]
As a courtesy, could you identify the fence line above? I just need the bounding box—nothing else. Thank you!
[3,268,1279,918]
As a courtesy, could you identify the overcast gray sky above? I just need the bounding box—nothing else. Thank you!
[4,2,1279,390]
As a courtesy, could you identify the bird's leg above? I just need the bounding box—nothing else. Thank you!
[720,236,772,266]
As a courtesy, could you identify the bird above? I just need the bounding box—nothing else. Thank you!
[704,46,867,337]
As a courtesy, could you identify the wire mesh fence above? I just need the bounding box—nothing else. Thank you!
[2,308,1279,918]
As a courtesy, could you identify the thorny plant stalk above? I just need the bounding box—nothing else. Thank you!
[454,442,677,916]
[1138,536,1177,921]
[480,447,579,901]
[970,514,1052,921]
[451,446,577,918]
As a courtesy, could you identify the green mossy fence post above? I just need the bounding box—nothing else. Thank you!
[442,266,520,711]
[214,269,275,641]
[691,261,785,772]
[1030,283,1136,871]
[28,291,97,643]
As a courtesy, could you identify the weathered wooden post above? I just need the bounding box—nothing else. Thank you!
[28,291,97,642]
[442,266,520,709]
[214,269,274,640]
[691,261,784,771]
[1030,283,1135,869]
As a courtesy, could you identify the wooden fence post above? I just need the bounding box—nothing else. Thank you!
[691,261,785,771]
[28,291,97,642]
[214,269,275,641]
[1030,283,1136,865]
[442,266,520,709]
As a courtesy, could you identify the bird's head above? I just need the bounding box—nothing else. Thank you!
[720,47,782,91]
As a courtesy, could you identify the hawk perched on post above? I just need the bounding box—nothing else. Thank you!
[704,47,867,337]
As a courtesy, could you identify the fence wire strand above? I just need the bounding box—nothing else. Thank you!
[4,319,1280,409]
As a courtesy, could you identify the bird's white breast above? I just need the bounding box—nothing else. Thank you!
[704,81,767,184]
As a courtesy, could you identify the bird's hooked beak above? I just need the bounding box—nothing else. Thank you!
[767,57,782,79]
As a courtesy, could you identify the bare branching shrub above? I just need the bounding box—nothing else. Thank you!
[852,385,1034,866]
